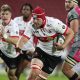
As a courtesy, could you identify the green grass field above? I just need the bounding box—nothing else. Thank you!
[0,73,68,80]
[48,75,68,80]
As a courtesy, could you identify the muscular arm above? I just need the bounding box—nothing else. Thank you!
[17,36,29,49]
[70,19,79,35]
[62,27,74,48]
[55,27,74,50]
[3,36,19,45]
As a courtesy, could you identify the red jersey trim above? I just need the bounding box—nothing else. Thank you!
[36,34,58,42]
[63,26,68,36]
[10,36,19,38]
[23,34,30,40]
[2,36,19,42]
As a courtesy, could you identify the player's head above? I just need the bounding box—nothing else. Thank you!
[0,4,12,24]
[65,0,78,11]
[32,6,46,29]
[21,3,33,19]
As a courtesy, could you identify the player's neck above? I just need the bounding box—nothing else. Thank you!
[23,15,31,22]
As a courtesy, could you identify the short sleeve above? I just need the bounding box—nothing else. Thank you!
[23,24,33,39]
[10,22,19,37]
[53,19,68,34]
[68,8,79,22]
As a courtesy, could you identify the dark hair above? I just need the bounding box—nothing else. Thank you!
[21,3,33,12]
[78,0,80,7]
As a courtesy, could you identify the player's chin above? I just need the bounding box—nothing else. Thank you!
[65,8,70,11]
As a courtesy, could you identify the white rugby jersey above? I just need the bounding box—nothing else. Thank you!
[14,16,35,51]
[0,19,19,58]
[23,16,68,56]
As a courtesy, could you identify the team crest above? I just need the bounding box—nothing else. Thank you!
[16,31,18,34]
[62,25,65,29]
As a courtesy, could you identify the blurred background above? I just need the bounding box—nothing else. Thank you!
[0,0,67,22]
[0,0,69,80]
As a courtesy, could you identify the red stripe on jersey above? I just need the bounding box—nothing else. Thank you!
[23,34,30,40]
[10,36,19,38]
[33,36,38,46]
[2,36,19,42]
[19,30,24,36]
[63,26,68,36]
[36,34,58,42]
[2,38,6,42]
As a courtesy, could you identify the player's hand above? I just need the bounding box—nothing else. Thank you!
[54,42,64,50]
[0,25,4,38]
[16,47,21,52]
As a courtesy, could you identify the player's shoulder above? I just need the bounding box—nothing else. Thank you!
[46,16,56,22]
[75,6,80,15]
[14,16,22,21]
[46,16,64,26]
[10,19,19,28]
[68,8,79,22]
[68,8,79,17]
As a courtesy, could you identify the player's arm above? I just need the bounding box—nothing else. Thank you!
[0,25,3,38]
[62,27,74,48]
[70,19,79,35]
[54,19,74,50]
[2,24,19,45]
[16,24,32,49]
[3,34,19,45]
[17,35,29,49]
[55,27,74,50]
[0,24,19,45]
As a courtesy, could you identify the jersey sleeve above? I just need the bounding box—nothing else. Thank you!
[68,8,79,22]
[10,22,19,37]
[23,24,33,39]
[53,19,68,34]
[14,17,18,22]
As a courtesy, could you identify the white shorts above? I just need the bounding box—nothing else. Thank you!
[53,48,68,60]
[72,62,80,75]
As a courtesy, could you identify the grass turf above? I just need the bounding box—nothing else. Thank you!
[0,73,68,80]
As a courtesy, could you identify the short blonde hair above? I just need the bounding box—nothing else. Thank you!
[72,0,78,4]
[1,4,11,12]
